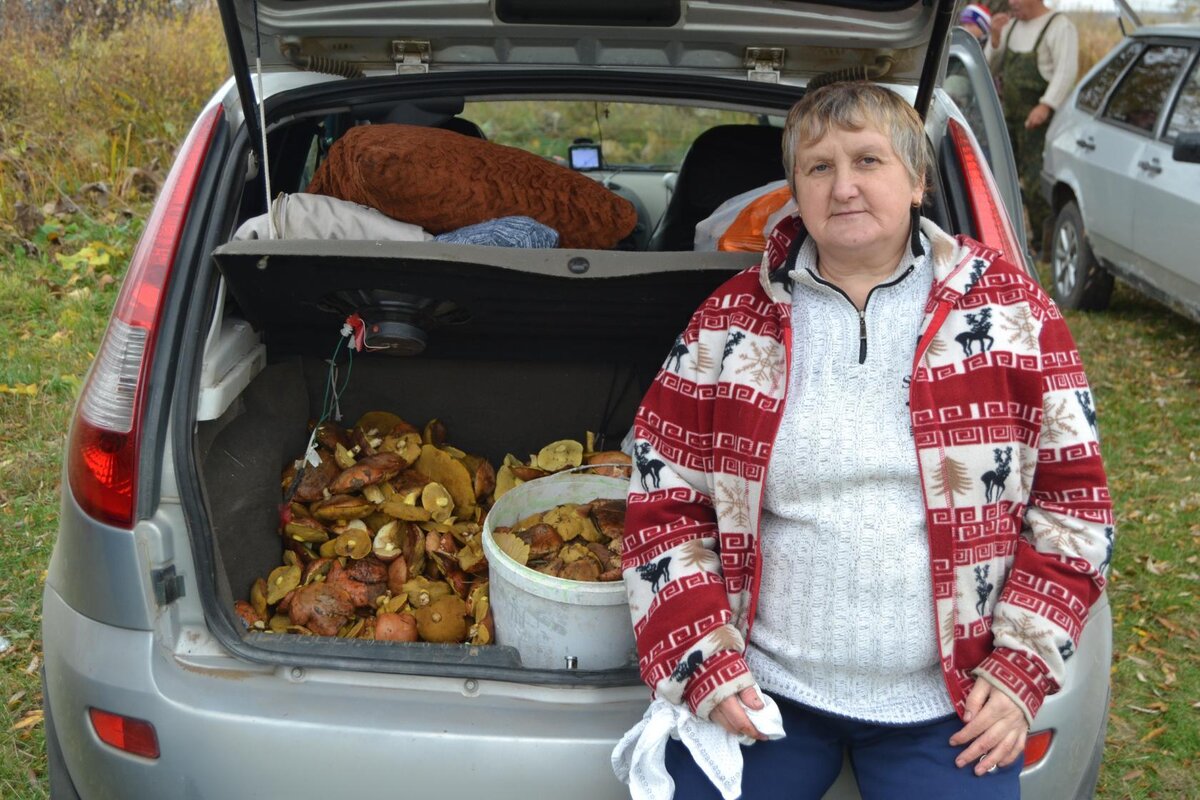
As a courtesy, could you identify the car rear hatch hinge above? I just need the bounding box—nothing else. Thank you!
[392,40,431,73]
[744,47,785,83]
[153,565,186,607]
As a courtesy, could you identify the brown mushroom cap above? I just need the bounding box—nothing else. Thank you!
[518,523,564,560]
[234,600,264,630]
[266,564,302,604]
[250,578,269,618]
[536,439,584,472]
[312,494,374,522]
[284,517,330,544]
[421,481,455,523]
[413,596,469,643]
[288,582,354,636]
[333,529,373,559]
[373,521,404,562]
[386,557,410,595]
[375,612,419,642]
[561,558,601,582]
[354,411,410,437]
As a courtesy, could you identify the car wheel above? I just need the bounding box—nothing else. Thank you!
[1051,201,1113,311]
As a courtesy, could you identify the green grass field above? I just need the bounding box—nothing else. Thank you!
[1,5,1197,799]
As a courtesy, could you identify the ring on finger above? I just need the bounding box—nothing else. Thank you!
[987,764,998,774]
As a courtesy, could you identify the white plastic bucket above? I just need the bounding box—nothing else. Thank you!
[481,473,636,670]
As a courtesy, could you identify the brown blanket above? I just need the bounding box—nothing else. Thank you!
[307,124,637,249]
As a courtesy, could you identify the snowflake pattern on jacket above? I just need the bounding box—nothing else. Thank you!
[622,215,1114,725]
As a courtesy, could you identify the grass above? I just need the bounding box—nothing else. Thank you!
[1,4,1198,798]
[1063,284,1200,799]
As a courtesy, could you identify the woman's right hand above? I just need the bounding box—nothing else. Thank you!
[709,686,768,740]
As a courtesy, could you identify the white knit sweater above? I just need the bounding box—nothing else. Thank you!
[744,235,956,724]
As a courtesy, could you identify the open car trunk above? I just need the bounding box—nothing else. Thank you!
[178,34,979,683]
[196,237,756,679]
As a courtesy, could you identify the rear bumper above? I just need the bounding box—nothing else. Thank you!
[41,586,1110,800]
[40,585,647,799]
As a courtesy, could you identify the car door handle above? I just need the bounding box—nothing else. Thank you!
[1137,158,1162,175]
[1075,137,1095,150]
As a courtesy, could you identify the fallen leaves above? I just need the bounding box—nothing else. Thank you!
[9,710,42,732]
[1139,725,1168,743]
[1145,555,1172,575]
[0,383,38,396]
[55,243,114,272]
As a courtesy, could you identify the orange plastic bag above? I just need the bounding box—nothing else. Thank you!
[717,184,796,252]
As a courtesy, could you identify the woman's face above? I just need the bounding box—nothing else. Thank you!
[792,123,923,266]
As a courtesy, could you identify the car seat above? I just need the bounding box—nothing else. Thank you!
[384,99,486,139]
[648,124,786,251]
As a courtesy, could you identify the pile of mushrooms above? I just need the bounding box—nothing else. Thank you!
[234,422,634,642]
[235,413,495,644]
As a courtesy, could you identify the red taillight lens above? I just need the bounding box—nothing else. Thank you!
[88,707,161,759]
[947,117,1028,272]
[66,103,222,527]
[1023,729,1053,769]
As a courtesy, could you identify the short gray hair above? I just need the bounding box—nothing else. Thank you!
[782,82,932,198]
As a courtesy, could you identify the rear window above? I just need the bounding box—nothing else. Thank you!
[1077,41,1140,113]
[463,100,776,169]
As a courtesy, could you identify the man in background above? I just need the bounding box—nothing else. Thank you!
[959,4,993,47]
[986,0,1078,259]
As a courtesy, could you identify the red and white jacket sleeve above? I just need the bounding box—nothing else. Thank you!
[622,311,757,720]
[973,301,1115,724]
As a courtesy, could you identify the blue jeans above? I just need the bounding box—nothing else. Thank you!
[664,695,1022,799]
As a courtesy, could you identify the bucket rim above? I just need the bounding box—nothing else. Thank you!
[482,474,628,604]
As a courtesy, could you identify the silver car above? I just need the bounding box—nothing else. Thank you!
[1042,23,1200,320]
[42,1,1109,798]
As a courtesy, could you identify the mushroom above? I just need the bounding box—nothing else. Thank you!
[284,516,329,544]
[536,439,584,472]
[332,528,373,560]
[330,452,404,494]
[266,564,301,605]
[413,596,469,643]
[372,521,404,562]
[421,481,455,523]
[375,612,419,642]
[288,582,354,637]
[312,494,374,522]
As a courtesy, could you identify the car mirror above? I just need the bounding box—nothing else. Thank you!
[1172,131,1200,164]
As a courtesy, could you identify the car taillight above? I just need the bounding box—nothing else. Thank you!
[947,117,1028,272]
[88,707,160,759]
[66,103,222,527]
[1023,729,1053,769]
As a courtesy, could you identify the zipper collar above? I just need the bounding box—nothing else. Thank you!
[786,233,928,365]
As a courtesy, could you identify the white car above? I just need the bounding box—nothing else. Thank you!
[41,1,1110,798]
[1043,23,1200,319]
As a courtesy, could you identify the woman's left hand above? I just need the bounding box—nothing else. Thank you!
[949,679,1028,775]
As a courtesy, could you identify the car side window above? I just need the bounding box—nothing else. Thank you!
[1077,41,1140,113]
[1103,45,1191,134]
[1164,54,1200,141]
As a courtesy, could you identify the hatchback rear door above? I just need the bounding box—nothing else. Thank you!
[946,26,1025,244]
[217,0,945,82]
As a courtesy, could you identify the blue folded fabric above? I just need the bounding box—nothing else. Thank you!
[434,215,559,248]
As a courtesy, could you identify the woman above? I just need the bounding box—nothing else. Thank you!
[621,82,1112,798]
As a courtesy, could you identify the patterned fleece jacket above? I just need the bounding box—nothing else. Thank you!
[622,215,1114,726]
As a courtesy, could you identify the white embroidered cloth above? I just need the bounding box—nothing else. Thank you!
[611,693,786,800]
